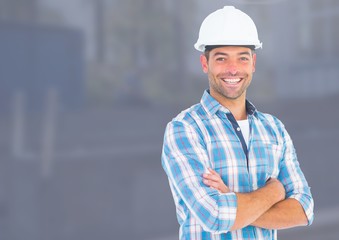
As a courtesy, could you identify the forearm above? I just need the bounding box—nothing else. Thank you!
[230,179,285,230]
[251,198,308,229]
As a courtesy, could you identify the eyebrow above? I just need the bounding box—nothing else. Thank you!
[212,51,252,57]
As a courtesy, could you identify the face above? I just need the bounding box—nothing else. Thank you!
[200,46,256,105]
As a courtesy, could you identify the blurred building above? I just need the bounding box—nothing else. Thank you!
[0,1,338,240]
[270,0,339,98]
[3,0,337,103]
[0,0,85,112]
[0,0,39,23]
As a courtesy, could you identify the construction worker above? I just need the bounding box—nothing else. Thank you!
[161,6,314,239]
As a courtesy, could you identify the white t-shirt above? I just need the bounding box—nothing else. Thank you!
[237,119,250,147]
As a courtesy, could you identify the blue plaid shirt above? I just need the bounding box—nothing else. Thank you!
[161,90,314,239]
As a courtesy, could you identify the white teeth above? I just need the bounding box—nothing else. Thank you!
[222,78,241,84]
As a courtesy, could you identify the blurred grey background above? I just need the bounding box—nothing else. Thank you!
[0,0,338,239]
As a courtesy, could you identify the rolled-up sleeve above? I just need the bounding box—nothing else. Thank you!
[278,124,314,225]
[161,120,237,233]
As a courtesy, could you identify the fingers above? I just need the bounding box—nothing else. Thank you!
[203,172,220,182]
[203,167,220,178]
[207,167,218,175]
[202,168,230,193]
[202,171,217,187]
[203,178,220,189]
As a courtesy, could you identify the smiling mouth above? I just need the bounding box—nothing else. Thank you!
[221,78,242,84]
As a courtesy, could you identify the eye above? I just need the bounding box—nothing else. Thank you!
[216,57,226,62]
[240,57,249,61]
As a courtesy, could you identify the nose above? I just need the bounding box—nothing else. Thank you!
[228,67,238,75]
[226,64,238,75]
[223,58,239,75]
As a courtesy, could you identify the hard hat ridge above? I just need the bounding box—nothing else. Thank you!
[194,6,262,52]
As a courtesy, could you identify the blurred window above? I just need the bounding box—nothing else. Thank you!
[299,0,339,57]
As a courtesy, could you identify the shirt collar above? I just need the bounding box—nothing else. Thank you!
[200,90,223,116]
[200,89,257,117]
[246,100,257,116]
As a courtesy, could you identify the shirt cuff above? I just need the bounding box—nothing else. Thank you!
[289,194,314,225]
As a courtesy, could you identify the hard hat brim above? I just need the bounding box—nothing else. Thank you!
[194,41,262,52]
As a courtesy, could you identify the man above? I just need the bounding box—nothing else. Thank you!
[161,6,314,239]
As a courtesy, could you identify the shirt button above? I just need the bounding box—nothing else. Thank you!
[237,127,241,131]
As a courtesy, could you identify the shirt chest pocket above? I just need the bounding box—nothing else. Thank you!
[250,141,283,185]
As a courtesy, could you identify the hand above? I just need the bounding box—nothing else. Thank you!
[202,168,230,193]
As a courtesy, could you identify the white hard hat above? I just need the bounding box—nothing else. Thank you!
[194,6,262,52]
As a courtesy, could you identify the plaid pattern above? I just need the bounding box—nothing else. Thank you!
[161,90,314,239]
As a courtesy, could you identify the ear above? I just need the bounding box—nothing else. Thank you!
[252,53,257,73]
[200,54,208,73]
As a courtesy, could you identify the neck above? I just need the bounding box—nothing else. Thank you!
[216,95,247,120]
[226,101,247,120]
[209,89,248,120]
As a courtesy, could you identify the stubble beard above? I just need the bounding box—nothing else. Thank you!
[209,74,250,101]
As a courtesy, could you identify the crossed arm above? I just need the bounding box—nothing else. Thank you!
[203,168,309,230]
